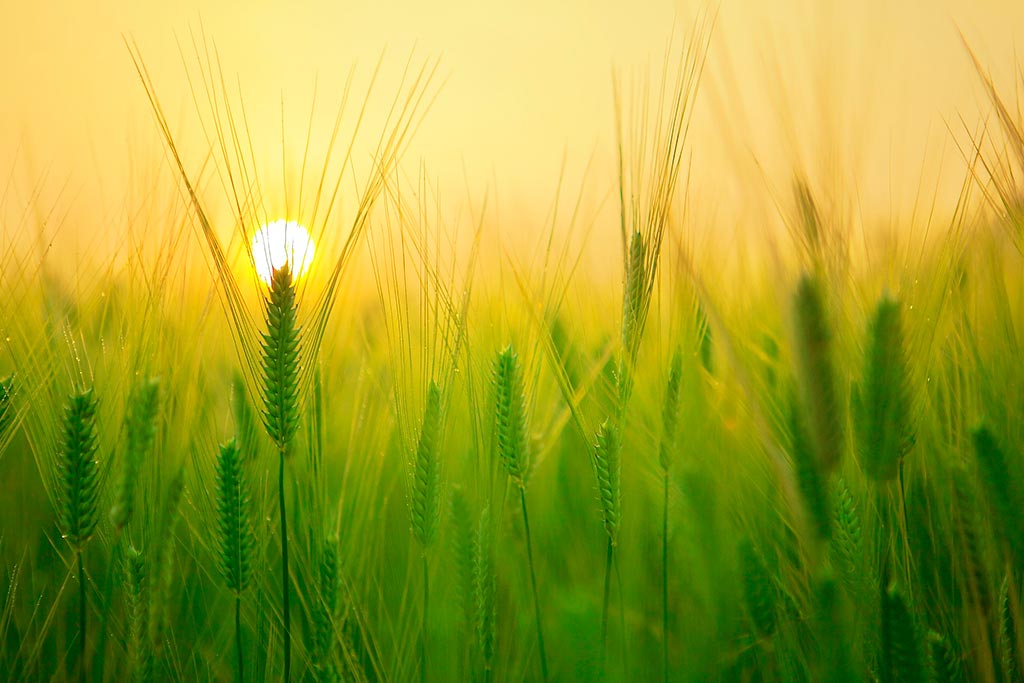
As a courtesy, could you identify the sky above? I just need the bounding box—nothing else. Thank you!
[0,0,1022,262]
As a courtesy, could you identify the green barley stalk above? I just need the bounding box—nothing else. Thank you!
[56,387,100,683]
[855,295,913,483]
[658,349,683,681]
[111,377,160,531]
[215,439,254,683]
[792,273,843,474]
[260,263,302,682]
[411,380,443,683]
[492,345,548,681]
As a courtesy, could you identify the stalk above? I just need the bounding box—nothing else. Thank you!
[492,345,548,680]
[520,489,549,681]
[278,454,290,681]
[56,388,100,683]
[260,264,302,682]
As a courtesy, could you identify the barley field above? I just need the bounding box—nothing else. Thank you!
[1,3,1024,682]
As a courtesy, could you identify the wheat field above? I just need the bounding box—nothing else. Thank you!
[1,5,1024,682]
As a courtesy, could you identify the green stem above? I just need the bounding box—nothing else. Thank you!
[421,553,429,683]
[615,547,626,677]
[662,469,670,683]
[78,549,87,683]
[279,453,290,682]
[601,538,613,661]
[520,488,549,681]
[236,595,244,683]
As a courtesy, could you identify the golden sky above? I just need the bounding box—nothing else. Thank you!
[1,0,1022,258]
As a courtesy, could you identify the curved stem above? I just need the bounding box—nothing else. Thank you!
[279,453,290,682]
[520,489,549,681]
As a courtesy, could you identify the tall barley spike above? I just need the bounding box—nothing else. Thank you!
[411,380,443,550]
[450,487,476,629]
[658,349,684,472]
[57,387,101,683]
[927,631,964,683]
[124,545,152,683]
[261,263,302,456]
[739,538,777,638]
[261,263,302,682]
[792,273,843,473]
[789,391,831,541]
[1000,576,1023,683]
[621,230,647,360]
[111,378,160,531]
[880,584,926,683]
[972,426,1024,569]
[58,388,101,551]
[215,439,254,596]
[814,576,860,683]
[952,468,992,616]
[855,295,913,482]
[593,419,622,546]
[830,480,865,601]
[474,506,496,671]
[493,346,529,486]
[312,536,340,683]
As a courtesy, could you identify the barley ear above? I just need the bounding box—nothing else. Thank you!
[593,419,621,546]
[789,391,831,541]
[450,486,476,628]
[856,295,913,482]
[738,538,777,638]
[880,584,926,683]
[58,388,101,550]
[622,229,647,360]
[971,426,1024,569]
[658,348,684,471]
[411,380,443,549]
[215,439,254,595]
[792,273,843,473]
[1000,576,1023,683]
[111,378,160,530]
[124,545,152,682]
[927,631,963,683]
[493,345,529,487]
[474,505,496,670]
[261,263,302,456]
[312,535,340,681]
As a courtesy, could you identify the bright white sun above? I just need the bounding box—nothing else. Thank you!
[251,220,316,286]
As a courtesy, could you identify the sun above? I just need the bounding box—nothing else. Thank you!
[251,220,316,286]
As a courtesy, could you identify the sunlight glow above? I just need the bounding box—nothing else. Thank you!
[251,220,316,285]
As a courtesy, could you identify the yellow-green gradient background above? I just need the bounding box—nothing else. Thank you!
[1,0,1021,262]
